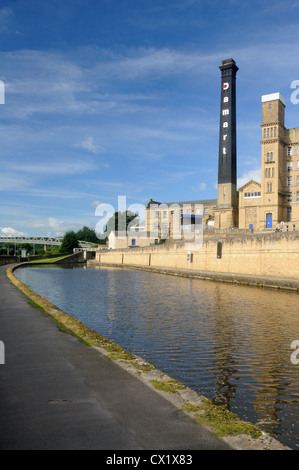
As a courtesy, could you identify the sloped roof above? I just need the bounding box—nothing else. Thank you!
[238,179,261,192]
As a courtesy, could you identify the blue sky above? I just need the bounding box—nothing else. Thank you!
[1,0,299,237]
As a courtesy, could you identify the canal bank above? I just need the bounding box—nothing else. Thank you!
[88,260,299,292]
[1,263,290,450]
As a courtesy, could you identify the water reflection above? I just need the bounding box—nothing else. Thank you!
[15,265,299,449]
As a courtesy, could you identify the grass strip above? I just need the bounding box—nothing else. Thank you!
[181,400,262,438]
[150,379,187,394]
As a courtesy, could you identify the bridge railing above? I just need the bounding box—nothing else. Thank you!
[0,236,98,248]
[0,236,63,246]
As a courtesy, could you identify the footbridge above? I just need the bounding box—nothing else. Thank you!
[0,236,96,249]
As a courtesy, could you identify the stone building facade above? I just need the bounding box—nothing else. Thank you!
[145,198,216,242]
[146,92,299,237]
[239,92,299,231]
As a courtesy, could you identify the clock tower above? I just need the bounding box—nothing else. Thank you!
[214,58,239,229]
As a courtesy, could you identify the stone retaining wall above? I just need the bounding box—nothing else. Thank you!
[95,231,299,280]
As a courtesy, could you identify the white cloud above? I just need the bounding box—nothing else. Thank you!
[1,227,27,236]
[73,136,104,154]
[0,174,32,191]
[90,200,101,207]
[93,47,218,83]
[9,159,96,175]
[24,217,82,237]
[0,7,13,34]
[237,169,261,189]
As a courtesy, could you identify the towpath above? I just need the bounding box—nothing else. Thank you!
[0,264,232,451]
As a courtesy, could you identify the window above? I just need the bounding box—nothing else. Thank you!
[204,207,209,214]
[297,175,299,186]
[287,176,293,187]
[217,242,222,259]
[271,127,273,137]
[287,162,293,171]
[162,211,167,218]
[266,168,274,177]
[297,191,299,201]
[287,207,292,222]
[297,146,299,155]
[287,193,292,202]
[287,147,293,156]
[264,128,266,138]
[244,191,261,198]
[155,211,159,219]
[274,127,277,137]
[267,183,272,193]
[266,151,274,162]
[297,160,299,170]
[267,128,269,138]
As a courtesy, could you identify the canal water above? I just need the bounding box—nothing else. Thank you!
[15,265,299,449]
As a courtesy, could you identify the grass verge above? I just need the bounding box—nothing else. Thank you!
[27,255,72,263]
[181,401,262,438]
[150,379,187,394]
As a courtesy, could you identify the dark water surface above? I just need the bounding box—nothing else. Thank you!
[15,265,299,449]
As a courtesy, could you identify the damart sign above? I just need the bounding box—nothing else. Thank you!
[94,196,204,251]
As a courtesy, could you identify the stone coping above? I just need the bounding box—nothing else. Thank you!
[88,261,299,293]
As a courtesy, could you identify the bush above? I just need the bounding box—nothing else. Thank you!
[59,231,79,253]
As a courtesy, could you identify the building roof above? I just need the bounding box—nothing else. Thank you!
[146,198,217,208]
[238,179,261,191]
[109,230,157,239]
[261,92,286,106]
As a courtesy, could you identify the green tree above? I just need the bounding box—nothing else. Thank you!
[104,211,139,237]
[60,230,79,253]
[76,226,99,244]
